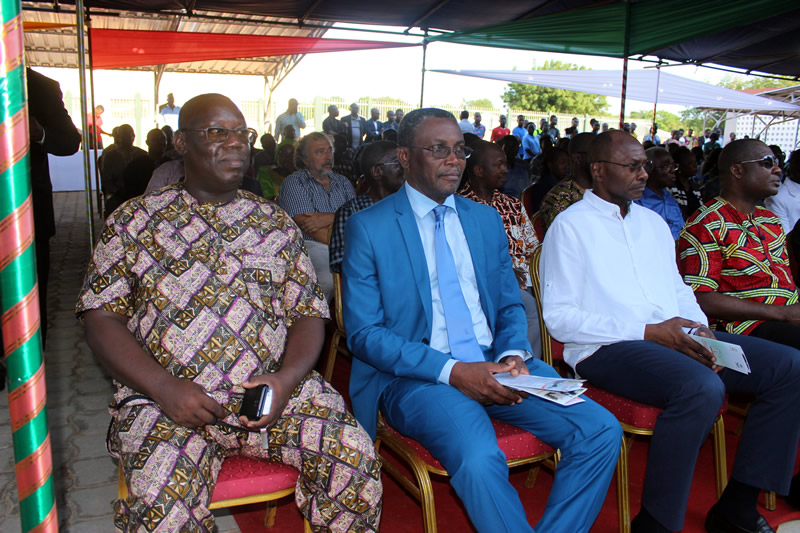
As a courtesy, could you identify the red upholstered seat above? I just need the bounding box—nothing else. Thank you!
[380,418,554,471]
[210,455,299,504]
[531,211,545,242]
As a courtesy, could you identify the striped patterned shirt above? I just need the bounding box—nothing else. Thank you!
[678,197,798,335]
[277,169,355,242]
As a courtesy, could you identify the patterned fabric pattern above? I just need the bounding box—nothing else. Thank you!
[459,184,539,277]
[277,169,355,242]
[678,197,798,335]
[539,178,585,230]
[77,184,381,532]
[329,194,375,274]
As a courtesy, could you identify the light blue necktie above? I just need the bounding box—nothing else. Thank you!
[433,204,484,363]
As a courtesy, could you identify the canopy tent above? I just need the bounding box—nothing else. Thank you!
[431,69,800,115]
[426,0,800,79]
[88,29,415,70]
[28,0,800,80]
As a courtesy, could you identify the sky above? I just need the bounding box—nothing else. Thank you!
[36,21,740,121]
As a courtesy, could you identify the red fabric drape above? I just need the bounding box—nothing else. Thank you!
[89,29,416,69]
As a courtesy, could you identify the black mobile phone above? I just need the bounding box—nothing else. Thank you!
[239,385,271,421]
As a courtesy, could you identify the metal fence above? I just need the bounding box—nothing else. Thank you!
[63,92,637,147]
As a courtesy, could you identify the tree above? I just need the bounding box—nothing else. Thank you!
[501,60,608,115]
[718,74,794,91]
[630,110,683,133]
[462,98,493,109]
[679,107,725,133]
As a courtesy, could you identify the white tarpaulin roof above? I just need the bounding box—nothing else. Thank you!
[431,69,800,114]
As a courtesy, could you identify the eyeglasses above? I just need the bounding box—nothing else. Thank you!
[408,144,472,160]
[182,127,257,144]
[736,154,779,169]
[596,159,654,173]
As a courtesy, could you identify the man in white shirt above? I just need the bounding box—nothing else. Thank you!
[343,108,621,533]
[274,98,306,142]
[765,149,800,233]
[541,130,800,533]
[458,110,475,134]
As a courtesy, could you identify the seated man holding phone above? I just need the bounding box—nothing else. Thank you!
[77,94,382,532]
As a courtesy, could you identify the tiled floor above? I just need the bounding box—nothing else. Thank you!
[0,192,239,532]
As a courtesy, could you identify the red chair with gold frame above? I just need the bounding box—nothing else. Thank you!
[117,456,311,531]
[323,271,350,382]
[530,211,545,243]
[377,415,557,533]
[331,270,559,533]
[530,246,728,533]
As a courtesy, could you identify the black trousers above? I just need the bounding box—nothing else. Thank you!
[576,332,800,531]
[751,320,800,350]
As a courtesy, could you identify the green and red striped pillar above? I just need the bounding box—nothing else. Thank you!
[1,1,59,531]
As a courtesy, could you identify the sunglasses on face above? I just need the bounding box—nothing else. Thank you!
[736,154,779,169]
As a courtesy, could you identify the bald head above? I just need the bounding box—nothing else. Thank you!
[589,130,635,163]
[179,93,242,130]
[718,139,770,179]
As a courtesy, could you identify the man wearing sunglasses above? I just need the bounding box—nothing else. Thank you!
[679,139,800,511]
[78,94,383,532]
[343,108,621,533]
[635,147,684,240]
[543,131,800,533]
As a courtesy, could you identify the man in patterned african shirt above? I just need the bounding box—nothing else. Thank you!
[678,138,800,510]
[76,94,382,532]
[678,139,800,348]
[539,133,595,231]
[460,140,542,358]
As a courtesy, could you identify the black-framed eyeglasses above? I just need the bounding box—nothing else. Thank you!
[408,144,472,160]
[596,159,653,173]
[182,127,257,144]
[736,154,779,169]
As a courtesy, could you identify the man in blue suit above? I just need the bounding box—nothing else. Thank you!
[342,108,622,533]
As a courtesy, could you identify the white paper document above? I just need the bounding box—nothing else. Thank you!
[688,334,751,374]
[494,373,587,406]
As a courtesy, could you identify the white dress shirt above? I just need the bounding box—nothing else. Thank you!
[540,190,707,370]
[765,178,800,234]
[404,183,528,383]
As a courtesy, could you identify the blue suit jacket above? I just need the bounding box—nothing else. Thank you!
[342,188,531,439]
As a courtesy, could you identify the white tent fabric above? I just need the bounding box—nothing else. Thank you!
[431,69,800,114]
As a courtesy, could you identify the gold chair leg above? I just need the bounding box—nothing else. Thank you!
[765,491,777,511]
[323,330,341,383]
[524,465,541,488]
[616,435,631,533]
[711,415,728,498]
[264,501,278,527]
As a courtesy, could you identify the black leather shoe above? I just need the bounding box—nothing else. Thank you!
[704,505,775,533]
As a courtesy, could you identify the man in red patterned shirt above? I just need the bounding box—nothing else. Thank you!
[678,139,799,348]
[679,139,800,510]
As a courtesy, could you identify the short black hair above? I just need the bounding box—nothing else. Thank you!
[397,108,457,148]
[460,110,470,120]
[358,141,397,181]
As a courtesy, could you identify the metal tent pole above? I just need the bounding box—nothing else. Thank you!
[618,0,632,130]
[76,0,96,249]
[419,32,428,108]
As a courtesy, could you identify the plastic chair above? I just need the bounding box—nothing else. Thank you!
[117,455,311,531]
[377,416,557,533]
[530,246,728,533]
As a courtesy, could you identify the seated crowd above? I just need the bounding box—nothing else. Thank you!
[79,94,800,533]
